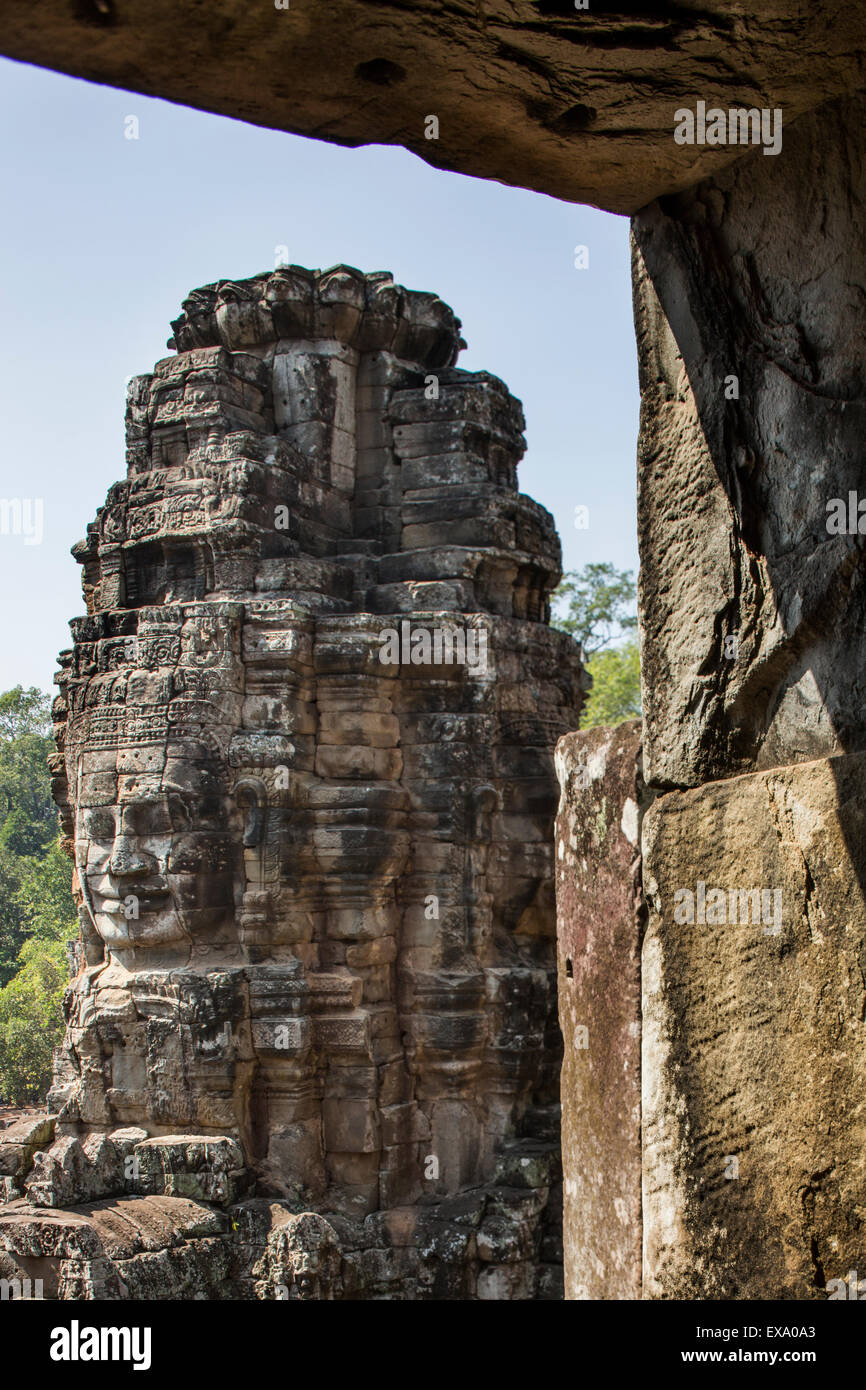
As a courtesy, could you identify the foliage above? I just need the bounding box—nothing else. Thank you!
[579,638,642,729]
[0,685,53,741]
[552,562,638,656]
[0,935,70,1106]
[0,687,77,1104]
[552,566,641,729]
[0,689,57,861]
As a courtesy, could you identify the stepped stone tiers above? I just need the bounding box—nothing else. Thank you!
[0,266,585,1300]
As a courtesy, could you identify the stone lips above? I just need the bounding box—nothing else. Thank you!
[2,265,587,1300]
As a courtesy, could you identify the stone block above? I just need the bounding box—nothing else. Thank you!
[554,721,643,1301]
[322,1099,380,1154]
[0,1114,55,1182]
[132,1136,248,1207]
[642,751,866,1298]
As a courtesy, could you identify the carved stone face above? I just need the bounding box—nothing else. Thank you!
[74,751,239,962]
[269,1213,342,1300]
[291,1255,320,1300]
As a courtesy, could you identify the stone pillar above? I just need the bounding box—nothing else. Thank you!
[3,265,586,1301]
[632,93,866,1298]
[554,721,643,1300]
[641,755,866,1298]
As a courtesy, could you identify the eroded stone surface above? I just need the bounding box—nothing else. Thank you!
[6,7,862,1302]
[554,721,644,1301]
[0,1176,564,1299]
[0,1115,55,1195]
[634,93,866,791]
[2,3,865,213]
[642,752,866,1299]
[0,1195,232,1300]
[621,87,866,1303]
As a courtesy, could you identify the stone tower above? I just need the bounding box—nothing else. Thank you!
[0,266,585,1300]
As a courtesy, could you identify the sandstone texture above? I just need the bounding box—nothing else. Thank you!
[0,265,584,1299]
[2,2,866,213]
[0,1115,56,1201]
[546,74,866,1297]
[634,93,866,792]
[642,753,866,1299]
[554,721,643,1301]
[624,94,866,1301]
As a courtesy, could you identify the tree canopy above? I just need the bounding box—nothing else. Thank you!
[551,562,638,657]
[0,687,77,1104]
[551,565,642,730]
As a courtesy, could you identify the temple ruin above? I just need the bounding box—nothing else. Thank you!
[1,0,865,1301]
[0,266,584,1298]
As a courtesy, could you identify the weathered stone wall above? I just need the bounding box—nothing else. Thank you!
[642,755,866,1299]
[633,93,866,791]
[550,92,866,1301]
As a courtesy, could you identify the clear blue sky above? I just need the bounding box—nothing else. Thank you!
[0,56,639,696]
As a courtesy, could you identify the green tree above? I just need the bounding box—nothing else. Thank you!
[552,565,642,729]
[0,686,77,1103]
[0,935,70,1105]
[552,562,638,655]
[13,839,78,944]
[579,638,642,729]
[0,687,71,984]
[0,851,27,985]
[0,685,53,740]
[0,689,57,859]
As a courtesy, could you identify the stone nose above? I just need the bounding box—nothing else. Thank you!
[108,835,156,879]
